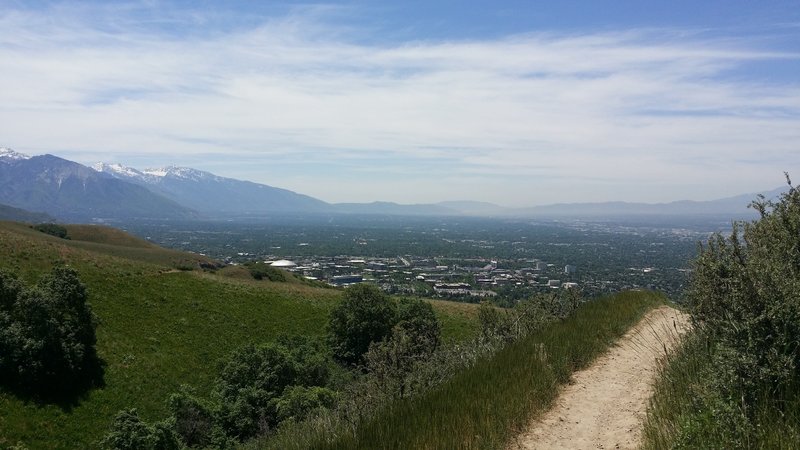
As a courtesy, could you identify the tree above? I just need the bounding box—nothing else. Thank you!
[214,337,334,440]
[343,296,442,398]
[328,284,397,366]
[395,297,441,356]
[215,343,296,439]
[0,267,99,396]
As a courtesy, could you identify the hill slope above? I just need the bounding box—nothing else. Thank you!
[0,203,55,222]
[0,222,478,449]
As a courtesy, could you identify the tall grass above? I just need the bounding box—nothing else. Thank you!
[264,290,662,450]
[642,330,800,450]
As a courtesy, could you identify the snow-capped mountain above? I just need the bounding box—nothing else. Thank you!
[91,162,147,179]
[0,147,31,162]
[0,154,196,221]
[142,166,225,182]
[92,163,226,183]
[93,162,331,215]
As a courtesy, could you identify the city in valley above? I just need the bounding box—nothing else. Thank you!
[124,214,712,305]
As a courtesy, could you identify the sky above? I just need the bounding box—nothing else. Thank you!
[0,0,798,206]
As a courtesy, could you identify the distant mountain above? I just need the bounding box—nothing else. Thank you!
[0,203,55,223]
[0,149,196,221]
[521,187,787,218]
[93,163,331,215]
[3,146,788,222]
[333,201,458,216]
[436,201,511,216]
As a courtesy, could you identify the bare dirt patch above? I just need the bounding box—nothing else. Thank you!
[509,305,690,450]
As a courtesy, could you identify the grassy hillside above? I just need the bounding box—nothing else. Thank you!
[318,291,663,449]
[0,204,55,223]
[0,222,479,449]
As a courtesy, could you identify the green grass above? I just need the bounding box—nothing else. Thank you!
[642,330,800,450]
[317,290,664,450]
[0,222,480,449]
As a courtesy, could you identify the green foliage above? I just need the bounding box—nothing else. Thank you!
[161,336,336,447]
[328,288,444,381]
[0,221,479,448]
[101,409,180,450]
[167,386,216,448]
[477,301,512,339]
[328,284,397,366]
[691,180,800,397]
[394,297,441,356]
[247,263,287,282]
[316,291,660,450]
[643,178,800,448]
[274,385,337,423]
[0,267,100,397]
[216,343,298,439]
[32,223,68,239]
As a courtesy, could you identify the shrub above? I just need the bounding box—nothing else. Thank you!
[167,386,216,448]
[642,176,800,448]
[248,263,287,282]
[215,337,334,440]
[274,385,337,423]
[395,297,441,356]
[216,343,296,438]
[0,267,99,396]
[32,223,69,239]
[101,409,180,450]
[690,178,800,404]
[328,284,397,366]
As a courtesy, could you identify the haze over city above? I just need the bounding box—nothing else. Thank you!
[1,0,798,206]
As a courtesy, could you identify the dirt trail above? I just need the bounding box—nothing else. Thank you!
[509,305,690,450]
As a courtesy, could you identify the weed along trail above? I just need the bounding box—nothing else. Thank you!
[509,305,690,450]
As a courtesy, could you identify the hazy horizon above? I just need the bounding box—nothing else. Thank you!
[1,1,798,206]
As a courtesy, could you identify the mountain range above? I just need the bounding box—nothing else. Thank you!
[0,147,783,222]
[91,162,329,214]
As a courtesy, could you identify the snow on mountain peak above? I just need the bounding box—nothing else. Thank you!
[0,147,31,161]
[143,166,216,181]
[92,162,144,178]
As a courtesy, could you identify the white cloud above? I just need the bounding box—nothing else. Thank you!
[0,4,798,205]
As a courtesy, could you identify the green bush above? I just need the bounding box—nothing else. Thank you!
[106,335,337,448]
[247,263,287,282]
[328,284,397,366]
[167,386,216,448]
[214,336,334,441]
[274,385,337,422]
[0,267,100,397]
[643,177,800,449]
[32,223,69,239]
[690,179,800,403]
[395,297,441,355]
[101,409,180,450]
[216,343,298,439]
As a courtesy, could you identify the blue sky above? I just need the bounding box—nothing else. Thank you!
[0,1,798,206]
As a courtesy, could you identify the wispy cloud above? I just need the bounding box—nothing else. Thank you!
[0,3,798,205]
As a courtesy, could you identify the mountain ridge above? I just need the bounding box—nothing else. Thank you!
[92,161,331,215]
[0,151,196,221]
[1,147,787,220]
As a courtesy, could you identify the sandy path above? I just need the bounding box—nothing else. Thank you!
[509,305,690,450]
